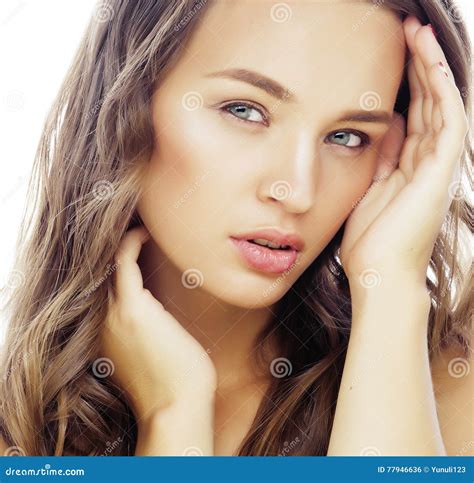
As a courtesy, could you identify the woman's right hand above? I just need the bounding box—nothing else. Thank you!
[98,226,217,423]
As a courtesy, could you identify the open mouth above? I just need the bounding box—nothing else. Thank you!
[229,237,299,273]
[246,239,292,250]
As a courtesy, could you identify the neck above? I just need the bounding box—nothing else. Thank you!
[138,239,279,392]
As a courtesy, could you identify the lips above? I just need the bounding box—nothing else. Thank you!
[230,228,305,252]
[229,227,304,274]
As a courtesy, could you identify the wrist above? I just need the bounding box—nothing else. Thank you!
[349,274,431,337]
[135,391,215,456]
[348,270,430,308]
[136,389,216,430]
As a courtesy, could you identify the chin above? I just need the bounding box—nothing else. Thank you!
[208,271,294,309]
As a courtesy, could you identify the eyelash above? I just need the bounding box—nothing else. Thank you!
[219,102,371,150]
[220,101,270,126]
[324,129,371,151]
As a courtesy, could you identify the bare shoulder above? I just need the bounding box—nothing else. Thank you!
[431,345,473,456]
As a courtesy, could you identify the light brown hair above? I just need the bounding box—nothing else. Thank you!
[0,0,472,455]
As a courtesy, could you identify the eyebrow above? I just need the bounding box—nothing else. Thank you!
[205,68,296,102]
[335,110,393,126]
[205,67,393,125]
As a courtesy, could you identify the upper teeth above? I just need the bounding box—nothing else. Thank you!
[251,238,290,249]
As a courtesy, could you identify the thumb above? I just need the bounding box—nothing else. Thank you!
[373,112,406,180]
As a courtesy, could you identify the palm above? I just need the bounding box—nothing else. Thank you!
[339,16,467,281]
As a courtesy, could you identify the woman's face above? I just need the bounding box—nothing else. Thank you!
[137,0,405,308]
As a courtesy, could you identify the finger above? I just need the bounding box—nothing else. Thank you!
[114,226,151,298]
[413,23,468,164]
[351,114,407,220]
[425,61,468,175]
[432,94,443,133]
[374,112,406,180]
[406,52,424,135]
[413,24,449,134]
[396,135,418,182]
[404,16,433,130]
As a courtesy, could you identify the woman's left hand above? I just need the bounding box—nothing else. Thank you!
[340,15,469,287]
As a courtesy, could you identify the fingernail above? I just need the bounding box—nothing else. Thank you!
[428,23,437,37]
[438,61,449,78]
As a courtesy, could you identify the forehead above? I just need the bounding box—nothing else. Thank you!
[177,0,406,110]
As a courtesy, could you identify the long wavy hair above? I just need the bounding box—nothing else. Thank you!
[0,0,472,456]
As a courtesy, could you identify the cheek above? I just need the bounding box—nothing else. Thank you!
[336,167,376,210]
[139,87,260,253]
[137,113,232,252]
[302,159,376,257]
[319,147,377,206]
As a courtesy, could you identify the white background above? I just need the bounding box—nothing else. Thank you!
[0,1,472,333]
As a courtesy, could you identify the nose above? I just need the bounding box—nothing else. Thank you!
[257,130,318,214]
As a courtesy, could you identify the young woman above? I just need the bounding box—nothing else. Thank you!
[0,0,472,456]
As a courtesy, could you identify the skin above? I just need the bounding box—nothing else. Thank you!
[136,0,405,391]
[0,1,468,455]
[329,14,471,456]
[3,1,469,457]
[133,0,406,453]
[105,1,470,456]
